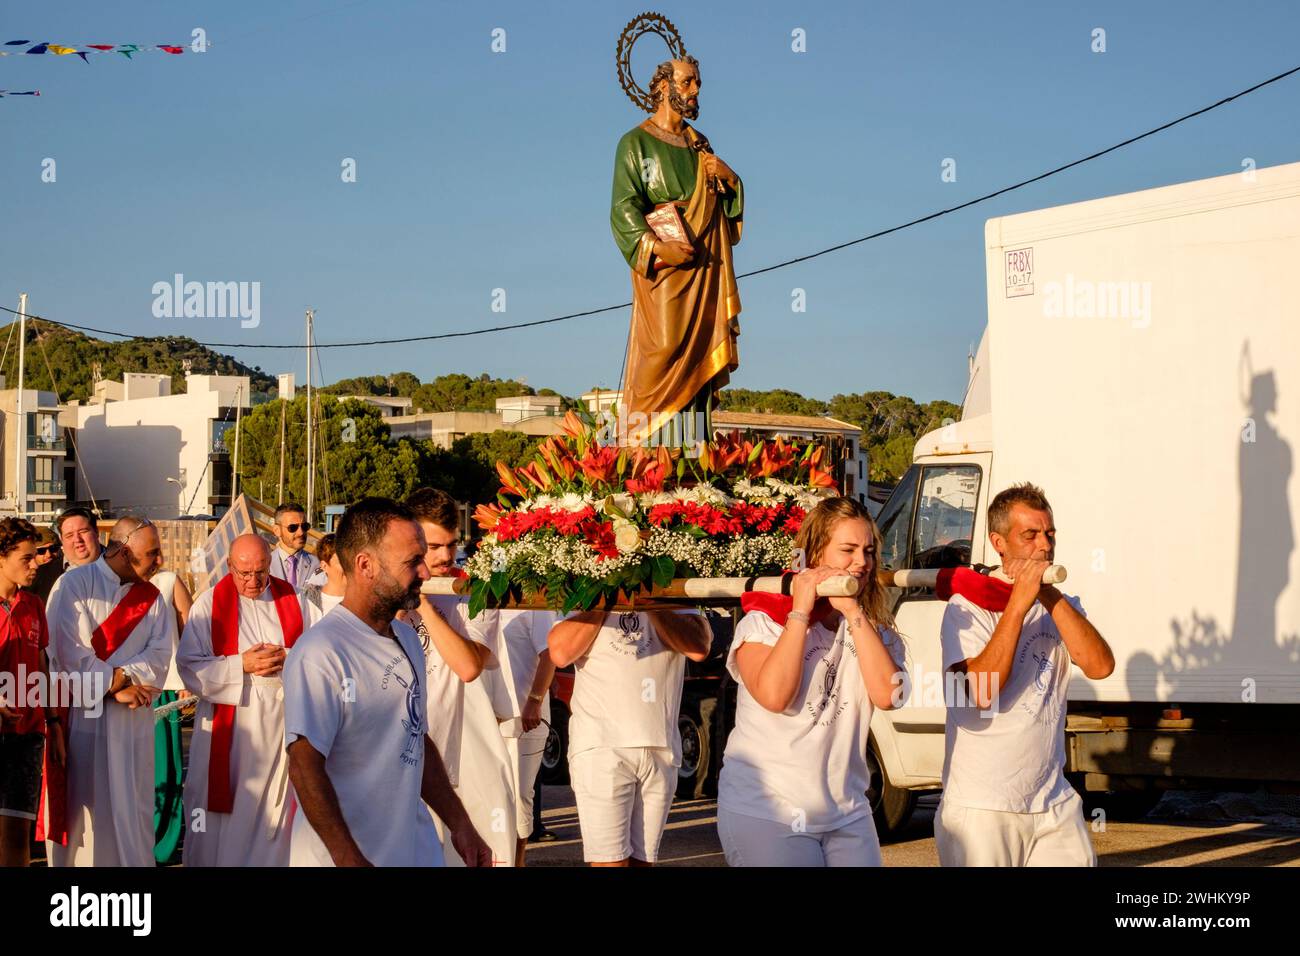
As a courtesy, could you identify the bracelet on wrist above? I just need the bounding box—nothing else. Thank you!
[787,610,811,625]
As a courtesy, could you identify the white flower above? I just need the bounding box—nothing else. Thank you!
[558,492,588,513]
[610,492,637,517]
[527,494,556,512]
[613,519,642,554]
[732,478,757,498]
[766,478,800,497]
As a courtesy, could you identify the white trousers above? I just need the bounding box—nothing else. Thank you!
[570,747,676,863]
[716,808,883,867]
[504,730,546,840]
[935,790,1096,866]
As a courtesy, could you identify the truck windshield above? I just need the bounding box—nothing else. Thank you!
[876,465,919,569]
[912,465,981,568]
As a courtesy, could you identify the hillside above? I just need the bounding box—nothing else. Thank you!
[0,319,277,401]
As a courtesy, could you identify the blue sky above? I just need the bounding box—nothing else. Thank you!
[3,0,1298,405]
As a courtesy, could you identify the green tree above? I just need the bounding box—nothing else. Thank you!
[720,388,829,417]
[411,373,533,413]
[0,320,274,402]
[234,397,428,506]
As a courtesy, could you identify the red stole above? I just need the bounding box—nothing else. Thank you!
[207,574,303,814]
[91,580,160,661]
[37,577,160,846]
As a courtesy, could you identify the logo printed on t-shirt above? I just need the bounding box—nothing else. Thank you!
[1016,627,1062,725]
[608,611,653,658]
[385,654,425,767]
[804,633,851,727]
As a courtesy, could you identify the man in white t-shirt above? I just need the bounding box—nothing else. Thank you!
[403,487,516,867]
[549,608,711,866]
[283,497,492,867]
[937,482,1115,867]
[470,609,557,866]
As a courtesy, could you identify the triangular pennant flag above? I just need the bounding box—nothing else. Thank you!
[158,45,184,54]
[87,44,115,51]
[4,40,31,45]
[48,45,77,55]
[26,43,48,54]
[75,51,89,63]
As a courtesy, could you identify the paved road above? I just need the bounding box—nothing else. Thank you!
[526,788,1300,867]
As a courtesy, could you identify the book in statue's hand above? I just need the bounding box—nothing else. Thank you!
[644,203,690,246]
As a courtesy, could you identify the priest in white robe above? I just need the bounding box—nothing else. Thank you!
[46,516,174,867]
[179,534,306,867]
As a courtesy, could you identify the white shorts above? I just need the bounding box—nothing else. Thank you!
[716,807,882,867]
[935,790,1096,866]
[569,746,677,863]
[504,729,547,840]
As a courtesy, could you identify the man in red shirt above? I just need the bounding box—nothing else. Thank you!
[0,517,66,866]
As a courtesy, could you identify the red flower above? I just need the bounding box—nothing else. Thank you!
[625,462,666,494]
[582,520,619,560]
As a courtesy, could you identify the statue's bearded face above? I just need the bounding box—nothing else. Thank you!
[655,60,700,119]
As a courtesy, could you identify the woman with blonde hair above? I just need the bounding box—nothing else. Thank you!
[717,495,903,866]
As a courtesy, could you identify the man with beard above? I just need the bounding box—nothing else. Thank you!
[610,53,744,448]
[283,498,491,867]
[268,502,319,591]
[401,487,514,866]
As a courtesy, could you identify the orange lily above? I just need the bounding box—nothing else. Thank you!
[473,503,505,530]
[496,461,529,498]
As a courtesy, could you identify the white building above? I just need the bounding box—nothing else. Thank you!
[386,395,564,448]
[67,373,252,518]
[0,385,71,520]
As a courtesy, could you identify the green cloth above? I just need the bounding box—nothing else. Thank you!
[153,690,184,864]
[610,124,744,273]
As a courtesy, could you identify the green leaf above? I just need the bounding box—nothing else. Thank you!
[747,442,764,463]
[652,554,676,589]
[489,571,510,602]
[468,579,487,619]
[676,456,686,480]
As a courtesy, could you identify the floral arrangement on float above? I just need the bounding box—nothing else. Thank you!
[464,411,838,616]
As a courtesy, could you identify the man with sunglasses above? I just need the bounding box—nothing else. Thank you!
[178,533,309,866]
[269,503,319,592]
[45,515,174,867]
[27,528,64,603]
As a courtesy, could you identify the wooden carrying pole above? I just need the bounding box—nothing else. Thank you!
[423,565,1067,610]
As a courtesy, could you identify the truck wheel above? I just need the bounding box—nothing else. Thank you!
[540,701,569,786]
[676,699,711,800]
[866,737,917,840]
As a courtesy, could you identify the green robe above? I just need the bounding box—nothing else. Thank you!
[610,123,744,446]
[610,124,744,275]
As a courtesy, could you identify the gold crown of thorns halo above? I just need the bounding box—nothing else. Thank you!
[616,12,688,113]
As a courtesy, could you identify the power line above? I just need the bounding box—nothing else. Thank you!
[3,60,1298,350]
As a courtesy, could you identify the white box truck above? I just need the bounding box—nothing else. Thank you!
[866,160,1300,836]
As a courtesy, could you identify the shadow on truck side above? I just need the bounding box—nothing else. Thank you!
[1071,349,1299,818]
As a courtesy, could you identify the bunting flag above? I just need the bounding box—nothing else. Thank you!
[0,40,189,60]
[0,90,41,97]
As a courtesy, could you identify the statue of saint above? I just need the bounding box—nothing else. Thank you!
[611,15,743,448]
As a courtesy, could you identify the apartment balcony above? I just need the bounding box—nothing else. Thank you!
[27,435,66,452]
[28,479,67,496]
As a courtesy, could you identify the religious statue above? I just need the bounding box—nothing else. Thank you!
[611,13,744,449]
